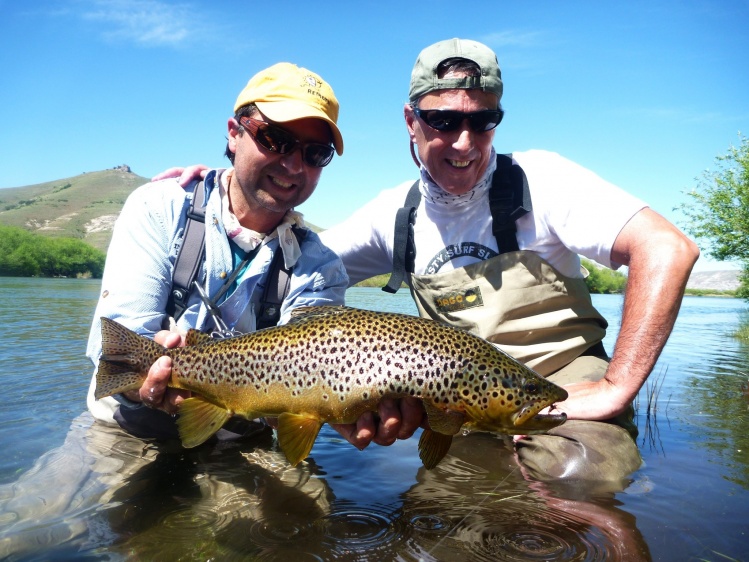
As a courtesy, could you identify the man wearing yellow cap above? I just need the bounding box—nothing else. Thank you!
[85,63,349,438]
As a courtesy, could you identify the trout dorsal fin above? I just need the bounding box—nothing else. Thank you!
[287,305,350,325]
[185,329,213,346]
[276,412,324,466]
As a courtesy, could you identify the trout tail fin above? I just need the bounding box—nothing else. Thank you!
[95,317,166,399]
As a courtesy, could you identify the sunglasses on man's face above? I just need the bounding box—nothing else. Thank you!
[239,117,335,168]
[412,107,503,133]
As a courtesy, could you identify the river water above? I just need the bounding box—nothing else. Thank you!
[0,277,747,561]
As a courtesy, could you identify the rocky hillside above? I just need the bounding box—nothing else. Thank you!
[687,269,740,291]
[0,166,322,253]
[0,166,149,251]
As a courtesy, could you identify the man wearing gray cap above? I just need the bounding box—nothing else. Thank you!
[319,38,699,482]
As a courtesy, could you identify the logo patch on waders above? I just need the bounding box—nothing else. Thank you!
[433,287,484,314]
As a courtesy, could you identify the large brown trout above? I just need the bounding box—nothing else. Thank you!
[95,306,567,469]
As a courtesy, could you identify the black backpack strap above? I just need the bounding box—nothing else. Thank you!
[167,181,207,321]
[489,154,532,253]
[382,181,421,293]
[256,227,308,329]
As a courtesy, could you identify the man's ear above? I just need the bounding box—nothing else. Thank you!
[403,104,418,142]
[227,117,241,153]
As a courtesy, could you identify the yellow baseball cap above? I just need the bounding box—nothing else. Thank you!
[234,62,343,155]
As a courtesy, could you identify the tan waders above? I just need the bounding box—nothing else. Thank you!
[409,251,643,486]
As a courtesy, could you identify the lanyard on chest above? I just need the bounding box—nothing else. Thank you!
[382,153,532,293]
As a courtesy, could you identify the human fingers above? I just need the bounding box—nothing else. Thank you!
[139,356,191,414]
[154,330,184,348]
[139,355,173,408]
[330,411,376,450]
[397,397,426,439]
[151,167,186,182]
[371,399,402,446]
[177,165,210,187]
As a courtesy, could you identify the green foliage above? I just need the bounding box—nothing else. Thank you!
[733,310,749,341]
[679,134,749,298]
[582,258,627,294]
[356,266,628,295]
[354,274,393,288]
[0,225,105,278]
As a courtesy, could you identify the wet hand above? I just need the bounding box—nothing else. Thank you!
[122,330,191,414]
[330,397,427,450]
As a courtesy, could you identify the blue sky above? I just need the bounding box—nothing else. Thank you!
[1,1,747,271]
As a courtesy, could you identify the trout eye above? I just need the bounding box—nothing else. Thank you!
[524,382,538,395]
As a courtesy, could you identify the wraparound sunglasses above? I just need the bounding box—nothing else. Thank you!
[412,107,503,133]
[239,117,335,168]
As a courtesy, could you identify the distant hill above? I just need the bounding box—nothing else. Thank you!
[0,167,321,252]
[0,166,148,251]
[687,269,740,291]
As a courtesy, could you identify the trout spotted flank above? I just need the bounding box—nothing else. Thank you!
[95,306,567,468]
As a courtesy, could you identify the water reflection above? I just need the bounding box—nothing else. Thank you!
[1,281,749,560]
[399,434,651,561]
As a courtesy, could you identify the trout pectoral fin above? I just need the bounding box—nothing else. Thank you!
[418,430,453,470]
[276,413,324,467]
[176,396,232,448]
[423,402,466,435]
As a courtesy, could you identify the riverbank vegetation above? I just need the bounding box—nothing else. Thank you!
[355,259,630,294]
[680,134,749,300]
[0,225,105,278]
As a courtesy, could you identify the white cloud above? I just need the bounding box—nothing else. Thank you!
[479,30,547,49]
[78,0,199,47]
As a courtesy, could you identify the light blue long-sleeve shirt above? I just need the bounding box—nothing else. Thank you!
[86,168,348,424]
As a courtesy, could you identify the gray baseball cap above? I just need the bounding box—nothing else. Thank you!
[409,38,503,103]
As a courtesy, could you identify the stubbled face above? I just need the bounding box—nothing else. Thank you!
[405,88,499,196]
[227,114,331,233]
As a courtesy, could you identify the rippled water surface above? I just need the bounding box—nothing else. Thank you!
[1,278,748,560]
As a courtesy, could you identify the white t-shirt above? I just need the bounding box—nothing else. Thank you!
[320,149,648,285]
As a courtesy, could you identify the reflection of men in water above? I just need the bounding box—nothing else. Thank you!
[400,433,652,561]
[0,412,332,559]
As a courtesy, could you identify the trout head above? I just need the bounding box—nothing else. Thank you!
[459,352,568,435]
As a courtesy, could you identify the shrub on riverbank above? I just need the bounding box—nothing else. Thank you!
[0,225,105,278]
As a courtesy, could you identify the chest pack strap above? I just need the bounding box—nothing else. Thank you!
[167,181,207,320]
[489,153,532,253]
[382,181,421,293]
[382,153,532,294]
[256,228,307,330]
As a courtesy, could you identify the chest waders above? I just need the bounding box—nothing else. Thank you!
[385,154,642,485]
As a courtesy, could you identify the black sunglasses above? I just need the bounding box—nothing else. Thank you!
[412,107,503,133]
[239,117,335,168]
